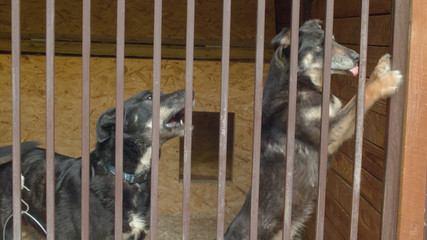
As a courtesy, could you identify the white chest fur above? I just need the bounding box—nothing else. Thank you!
[123,212,148,240]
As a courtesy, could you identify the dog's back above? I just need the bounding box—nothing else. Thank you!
[0,141,40,166]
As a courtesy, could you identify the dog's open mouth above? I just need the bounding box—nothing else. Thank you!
[165,108,185,129]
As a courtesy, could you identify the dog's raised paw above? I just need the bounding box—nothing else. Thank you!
[377,70,403,98]
[374,53,392,77]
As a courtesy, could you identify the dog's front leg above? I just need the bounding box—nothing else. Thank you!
[328,54,402,155]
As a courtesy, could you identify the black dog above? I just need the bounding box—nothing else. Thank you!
[0,89,188,239]
[224,19,402,239]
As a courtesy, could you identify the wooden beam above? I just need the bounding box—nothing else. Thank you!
[0,0,277,48]
[0,39,273,61]
[311,0,392,18]
[398,0,427,239]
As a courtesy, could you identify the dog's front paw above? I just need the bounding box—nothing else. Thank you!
[365,54,402,107]
[369,54,391,80]
[376,70,403,98]
[367,69,402,100]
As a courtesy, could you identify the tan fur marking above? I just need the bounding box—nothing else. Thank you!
[305,69,322,88]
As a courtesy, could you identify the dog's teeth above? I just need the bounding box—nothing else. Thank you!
[180,119,184,125]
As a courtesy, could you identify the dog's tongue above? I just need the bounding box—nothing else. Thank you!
[349,66,359,76]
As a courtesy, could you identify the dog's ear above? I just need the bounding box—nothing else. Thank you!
[301,19,323,30]
[271,28,291,50]
[96,108,116,143]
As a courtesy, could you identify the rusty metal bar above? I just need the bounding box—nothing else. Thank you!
[249,0,266,239]
[11,0,22,238]
[350,0,370,239]
[81,0,91,238]
[46,0,56,238]
[114,0,125,238]
[315,0,334,239]
[150,0,162,239]
[216,0,231,239]
[282,0,300,239]
[182,0,195,238]
[381,0,410,239]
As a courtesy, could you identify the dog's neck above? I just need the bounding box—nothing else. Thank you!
[90,139,153,184]
[270,50,321,91]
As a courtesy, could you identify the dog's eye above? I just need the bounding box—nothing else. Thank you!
[146,95,153,100]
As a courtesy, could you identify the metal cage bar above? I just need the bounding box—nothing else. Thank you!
[45,0,56,238]
[81,0,91,238]
[216,0,232,238]
[350,0,370,239]
[249,0,266,239]
[182,0,195,238]
[281,0,300,239]
[150,0,162,239]
[114,0,125,238]
[315,0,334,239]
[11,0,22,238]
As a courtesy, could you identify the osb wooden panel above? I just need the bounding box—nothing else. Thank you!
[0,0,276,47]
[0,53,269,217]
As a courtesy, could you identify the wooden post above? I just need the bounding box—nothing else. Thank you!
[398,0,427,239]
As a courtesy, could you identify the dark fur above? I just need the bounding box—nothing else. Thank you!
[0,89,189,239]
[224,19,402,239]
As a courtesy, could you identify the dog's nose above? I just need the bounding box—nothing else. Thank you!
[180,90,195,100]
[352,52,360,63]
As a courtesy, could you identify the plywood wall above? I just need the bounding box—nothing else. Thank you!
[0,53,269,217]
[300,0,393,239]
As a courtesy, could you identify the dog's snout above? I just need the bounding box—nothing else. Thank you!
[351,51,360,63]
[182,90,195,100]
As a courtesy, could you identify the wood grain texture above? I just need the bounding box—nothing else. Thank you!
[303,213,346,240]
[332,152,384,211]
[398,0,427,238]
[0,39,274,61]
[322,193,380,240]
[0,0,276,56]
[311,0,392,18]
[339,138,385,181]
[333,15,392,46]
[327,171,382,229]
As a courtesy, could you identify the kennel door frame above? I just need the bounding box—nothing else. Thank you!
[394,0,427,239]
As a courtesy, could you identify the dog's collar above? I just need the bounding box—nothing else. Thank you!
[105,163,136,184]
